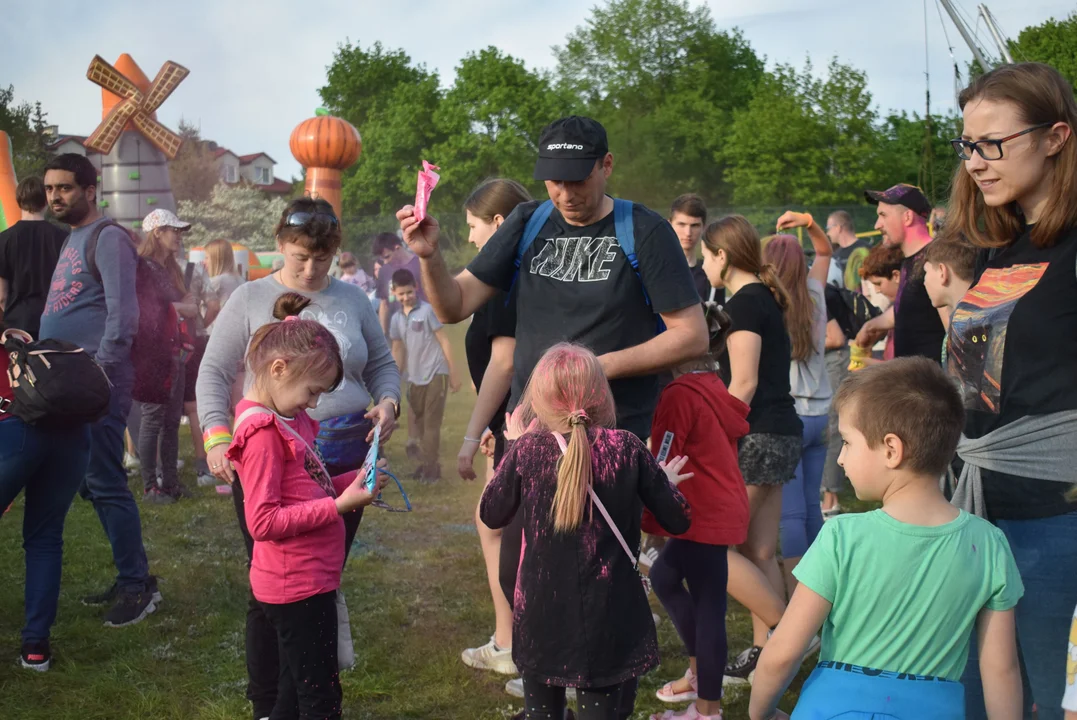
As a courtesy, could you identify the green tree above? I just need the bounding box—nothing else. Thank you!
[319,41,444,218]
[169,119,220,203]
[724,65,828,206]
[554,0,763,207]
[874,111,962,205]
[0,86,50,180]
[1011,12,1077,91]
[178,183,287,252]
[427,47,564,208]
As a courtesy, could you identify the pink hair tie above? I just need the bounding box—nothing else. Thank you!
[283,316,300,323]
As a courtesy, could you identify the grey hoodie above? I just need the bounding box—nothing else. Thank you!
[196,274,400,432]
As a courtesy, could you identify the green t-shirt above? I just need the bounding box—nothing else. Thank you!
[793,509,1023,681]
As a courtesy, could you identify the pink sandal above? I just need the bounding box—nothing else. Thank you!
[655,667,698,703]
[650,702,722,720]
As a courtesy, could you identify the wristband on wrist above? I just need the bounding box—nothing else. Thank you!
[203,426,233,453]
[805,213,814,229]
[463,436,482,444]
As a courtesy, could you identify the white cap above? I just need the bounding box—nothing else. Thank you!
[142,209,191,234]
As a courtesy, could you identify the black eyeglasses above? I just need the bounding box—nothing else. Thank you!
[950,123,1053,161]
[285,211,338,227]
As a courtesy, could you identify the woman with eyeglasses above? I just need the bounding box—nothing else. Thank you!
[944,62,1077,720]
[195,196,401,720]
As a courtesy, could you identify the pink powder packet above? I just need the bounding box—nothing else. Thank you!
[413,160,441,224]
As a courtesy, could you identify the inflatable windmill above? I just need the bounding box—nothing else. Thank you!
[83,54,189,230]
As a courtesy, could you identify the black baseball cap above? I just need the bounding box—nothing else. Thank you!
[533,116,609,182]
[864,183,932,219]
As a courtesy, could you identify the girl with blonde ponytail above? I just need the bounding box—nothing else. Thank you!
[480,343,692,720]
[700,215,804,683]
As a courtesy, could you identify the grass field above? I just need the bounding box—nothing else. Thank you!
[0,323,869,719]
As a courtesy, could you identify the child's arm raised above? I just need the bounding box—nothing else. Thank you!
[433,327,462,393]
[241,430,340,542]
[749,584,832,720]
[976,608,1022,720]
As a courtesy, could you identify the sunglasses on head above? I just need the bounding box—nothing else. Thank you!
[285,211,338,227]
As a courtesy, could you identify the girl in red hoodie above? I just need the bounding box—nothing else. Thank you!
[645,304,750,720]
[227,293,387,720]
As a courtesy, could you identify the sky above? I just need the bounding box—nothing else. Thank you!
[2,0,1073,180]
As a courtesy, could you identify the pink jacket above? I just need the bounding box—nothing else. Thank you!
[226,400,357,605]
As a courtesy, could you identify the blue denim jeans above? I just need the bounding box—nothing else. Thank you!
[0,417,90,642]
[960,509,1077,720]
[79,369,150,591]
[781,413,829,558]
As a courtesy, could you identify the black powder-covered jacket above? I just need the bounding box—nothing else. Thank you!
[480,428,690,687]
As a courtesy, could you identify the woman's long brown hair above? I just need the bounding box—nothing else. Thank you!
[517,343,616,533]
[946,62,1077,249]
[703,214,794,320]
[763,234,815,362]
[139,228,186,294]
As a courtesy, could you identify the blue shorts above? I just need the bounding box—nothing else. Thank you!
[792,661,964,720]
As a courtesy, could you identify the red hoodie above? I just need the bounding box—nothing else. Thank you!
[642,372,750,546]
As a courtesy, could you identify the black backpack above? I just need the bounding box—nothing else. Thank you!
[825,283,882,341]
[2,328,112,429]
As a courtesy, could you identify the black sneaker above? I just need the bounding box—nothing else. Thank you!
[104,587,159,627]
[20,640,50,672]
[83,576,161,606]
[723,645,762,686]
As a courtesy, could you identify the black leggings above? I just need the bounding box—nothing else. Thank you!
[648,539,729,701]
[233,473,363,720]
[261,590,342,720]
[523,676,638,720]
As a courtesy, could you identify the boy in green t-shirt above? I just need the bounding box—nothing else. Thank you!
[748,357,1024,720]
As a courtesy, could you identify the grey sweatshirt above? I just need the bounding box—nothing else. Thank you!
[38,215,139,373]
[196,274,400,432]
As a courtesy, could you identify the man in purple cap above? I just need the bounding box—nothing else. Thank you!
[855,183,948,362]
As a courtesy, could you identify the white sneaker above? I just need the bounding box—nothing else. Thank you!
[505,678,576,700]
[461,636,517,675]
[197,472,217,487]
[639,546,660,570]
[124,453,141,471]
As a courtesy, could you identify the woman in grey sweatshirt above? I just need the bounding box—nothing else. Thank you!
[194,197,400,720]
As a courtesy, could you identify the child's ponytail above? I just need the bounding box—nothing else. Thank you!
[517,343,617,534]
[551,410,594,532]
[757,262,792,314]
[246,292,344,390]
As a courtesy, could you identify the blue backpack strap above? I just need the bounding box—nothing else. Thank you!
[506,200,555,304]
[614,199,665,333]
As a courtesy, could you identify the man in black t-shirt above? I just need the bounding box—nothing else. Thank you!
[0,176,69,338]
[825,210,872,292]
[669,193,721,303]
[855,184,947,362]
[396,116,707,438]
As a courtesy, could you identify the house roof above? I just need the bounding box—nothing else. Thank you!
[261,177,293,194]
[46,135,87,150]
[213,147,238,160]
[238,152,276,165]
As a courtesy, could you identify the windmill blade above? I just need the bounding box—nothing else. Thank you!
[141,61,190,115]
[131,113,184,159]
[84,99,139,155]
[86,55,143,101]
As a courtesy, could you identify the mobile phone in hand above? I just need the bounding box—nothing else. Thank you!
[656,431,674,463]
[363,424,381,492]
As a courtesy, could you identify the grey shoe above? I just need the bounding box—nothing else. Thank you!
[143,488,176,505]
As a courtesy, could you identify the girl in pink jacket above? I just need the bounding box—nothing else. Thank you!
[227,292,386,720]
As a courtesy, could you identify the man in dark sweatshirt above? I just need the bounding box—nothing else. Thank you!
[39,153,159,627]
